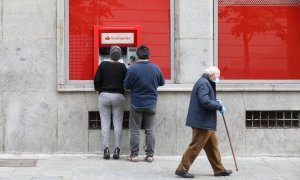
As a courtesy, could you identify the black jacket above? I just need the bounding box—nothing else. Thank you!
[94,61,127,94]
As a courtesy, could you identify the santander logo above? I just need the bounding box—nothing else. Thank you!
[101,33,134,44]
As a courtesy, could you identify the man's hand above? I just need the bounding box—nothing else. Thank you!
[220,106,226,114]
[96,91,100,96]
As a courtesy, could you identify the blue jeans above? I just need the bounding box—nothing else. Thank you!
[129,107,156,156]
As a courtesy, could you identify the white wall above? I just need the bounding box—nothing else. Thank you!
[0,0,57,153]
[0,0,299,156]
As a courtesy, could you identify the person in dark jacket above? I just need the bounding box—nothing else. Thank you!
[94,46,127,160]
[123,45,165,163]
[175,66,232,178]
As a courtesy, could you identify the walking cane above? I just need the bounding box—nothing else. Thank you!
[221,113,239,171]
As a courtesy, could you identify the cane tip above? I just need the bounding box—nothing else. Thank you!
[236,168,239,171]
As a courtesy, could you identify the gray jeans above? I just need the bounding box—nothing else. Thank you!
[129,107,156,156]
[98,92,125,149]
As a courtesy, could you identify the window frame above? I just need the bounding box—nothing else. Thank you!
[213,0,300,86]
[57,0,175,92]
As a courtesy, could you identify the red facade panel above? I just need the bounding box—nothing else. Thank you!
[69,0,171,80]
[218,0,300,80]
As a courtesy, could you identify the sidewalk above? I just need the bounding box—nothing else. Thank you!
[0,154,299,180]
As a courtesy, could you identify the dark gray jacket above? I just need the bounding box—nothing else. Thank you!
[185,73,222,131]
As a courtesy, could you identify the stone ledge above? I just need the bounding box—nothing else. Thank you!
[217,83,300,92]
[57,83,300,92]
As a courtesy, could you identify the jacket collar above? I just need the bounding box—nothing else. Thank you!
[202,73,216,91]
[137,59,150,64]
[202,73,211,82]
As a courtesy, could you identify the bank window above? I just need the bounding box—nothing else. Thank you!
[68,0,173,81]
[217,0,300,80]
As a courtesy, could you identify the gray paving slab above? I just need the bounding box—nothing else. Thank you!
[31,177,63,180]
[288,157,300,168]
[0,176,33,180]
[0,155,298,180]
[12,167,43,177]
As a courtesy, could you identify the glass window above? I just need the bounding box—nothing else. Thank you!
[218,0,300,80]
[69,0,171,80]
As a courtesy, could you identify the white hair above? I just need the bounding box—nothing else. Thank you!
[205,66,220,75]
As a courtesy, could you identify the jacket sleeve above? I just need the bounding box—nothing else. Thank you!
[197,82,221,110]
[158,68,165,86]
[123,68,132,90]
[94,64,102,91]
[122,64,127,78]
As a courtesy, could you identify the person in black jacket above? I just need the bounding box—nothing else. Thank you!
[175,66,232,178]
[94,46,127,160]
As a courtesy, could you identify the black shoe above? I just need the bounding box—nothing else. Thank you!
[113,147,120,159]
[214,169,232,176]
[103,147,110,159]
[175,170,194,178]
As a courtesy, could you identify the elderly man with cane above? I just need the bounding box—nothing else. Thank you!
[175,66,232,178]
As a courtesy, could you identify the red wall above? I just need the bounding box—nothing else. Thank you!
[218,1,300,80]
[69,0,170,80]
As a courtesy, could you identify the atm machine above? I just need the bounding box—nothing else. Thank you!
[94,26,142,74]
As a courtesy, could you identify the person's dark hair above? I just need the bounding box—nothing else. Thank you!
[110,46,122,61]
[136,45,150,60]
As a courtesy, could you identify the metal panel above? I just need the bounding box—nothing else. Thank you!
[88,111,133,130]
[0,159,38,167]
[246,111,300,128]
